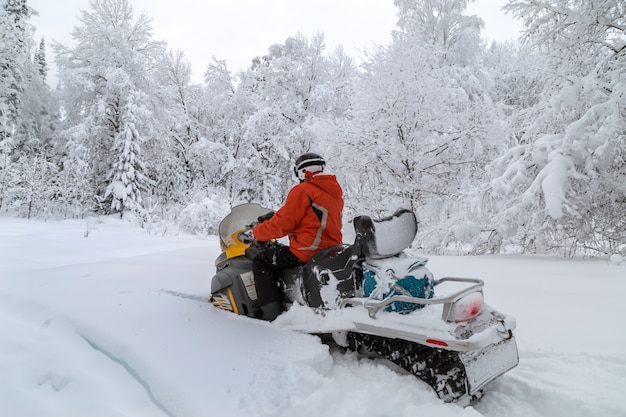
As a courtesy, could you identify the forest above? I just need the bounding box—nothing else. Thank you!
[1,0,624,257]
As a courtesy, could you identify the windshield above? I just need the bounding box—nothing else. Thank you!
[219,203,274,247]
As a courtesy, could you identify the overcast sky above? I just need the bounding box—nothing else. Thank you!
[28,0,523,86]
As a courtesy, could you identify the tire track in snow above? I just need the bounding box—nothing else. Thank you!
[76,330,178,417]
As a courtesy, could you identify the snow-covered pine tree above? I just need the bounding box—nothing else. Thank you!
[105,87,151,218]
[0,0,33,149]
[54,0,165,218]
[33,37,47,80]
[22,36,58,161]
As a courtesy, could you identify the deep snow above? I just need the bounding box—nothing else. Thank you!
[1,215,625,417]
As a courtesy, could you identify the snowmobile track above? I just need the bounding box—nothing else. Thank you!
[346,332,470,403]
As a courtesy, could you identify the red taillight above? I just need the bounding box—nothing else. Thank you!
[426,339,449,347]
[447,291,483,322]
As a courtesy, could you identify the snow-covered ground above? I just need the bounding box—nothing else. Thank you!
[1,215,625,417]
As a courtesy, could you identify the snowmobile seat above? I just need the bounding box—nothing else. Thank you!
[353,209,417,259]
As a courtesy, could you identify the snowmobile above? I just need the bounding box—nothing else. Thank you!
[209,203,519,406]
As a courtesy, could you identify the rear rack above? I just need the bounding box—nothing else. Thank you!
[339,277,484,320]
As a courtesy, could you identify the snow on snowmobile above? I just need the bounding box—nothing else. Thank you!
[209,203,519,406]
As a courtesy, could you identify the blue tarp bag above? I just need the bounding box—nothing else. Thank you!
[363,256,434,314]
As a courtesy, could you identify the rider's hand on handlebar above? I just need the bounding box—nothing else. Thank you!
[238,229,255,244]
[257,211,275,223]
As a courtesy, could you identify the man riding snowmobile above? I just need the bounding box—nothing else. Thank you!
[243,153,344,321]
[209,159,519,405]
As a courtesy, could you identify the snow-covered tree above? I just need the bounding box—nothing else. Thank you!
[23,34,58,160]
[193,57,241,204]
[231,33,349,208]
[105,88,150,217]
[0,0,33,149]
[472,0,626,256]
[54,0,165,217]
[10,155,59,219]
[33,37,47,80]
[142,49,200,219]
[0,0,60,211]
[339,0,502,251]
[394,0,484,65]
[202,57,239,147]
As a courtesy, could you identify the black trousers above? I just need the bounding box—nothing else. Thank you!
[253,244,303,306]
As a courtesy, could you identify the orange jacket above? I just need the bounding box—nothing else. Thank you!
[252,173,344,262]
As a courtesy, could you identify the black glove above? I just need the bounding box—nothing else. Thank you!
[238,229,255,244]
[257,211,275,223]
